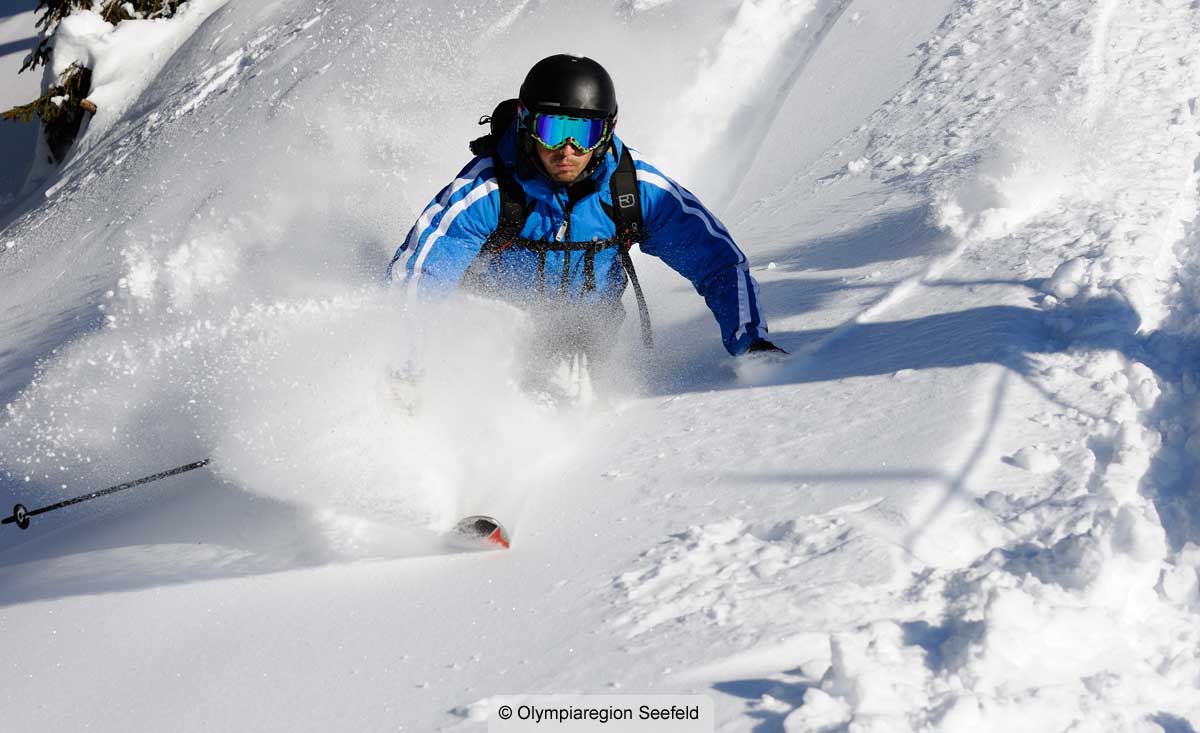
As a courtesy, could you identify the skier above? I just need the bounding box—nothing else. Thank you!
[387,54,783,364]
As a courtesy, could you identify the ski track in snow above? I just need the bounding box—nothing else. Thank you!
[619,0,1200,729]
[0,0,1199,731]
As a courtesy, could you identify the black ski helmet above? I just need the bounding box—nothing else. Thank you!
[519,54,617,121]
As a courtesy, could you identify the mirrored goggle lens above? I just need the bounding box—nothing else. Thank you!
[531,114,608,152]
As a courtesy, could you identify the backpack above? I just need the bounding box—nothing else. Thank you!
[468,99,653,347]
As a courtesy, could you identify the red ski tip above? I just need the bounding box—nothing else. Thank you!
[487,527,510,549]
[450,515,511,551]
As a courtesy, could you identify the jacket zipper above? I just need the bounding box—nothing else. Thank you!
[558,197,575,294]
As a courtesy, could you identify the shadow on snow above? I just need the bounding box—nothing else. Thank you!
[770,205,944,273]
[713,673,814,733]
[0,470,457,608]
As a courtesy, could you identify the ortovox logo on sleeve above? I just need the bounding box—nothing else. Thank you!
[618,193,635,208]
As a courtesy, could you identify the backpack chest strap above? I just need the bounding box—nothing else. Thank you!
[485,235,619,294]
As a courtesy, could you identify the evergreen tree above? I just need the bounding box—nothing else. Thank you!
[2,1,187,163]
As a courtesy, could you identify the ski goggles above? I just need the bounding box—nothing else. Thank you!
[525,111,610,153]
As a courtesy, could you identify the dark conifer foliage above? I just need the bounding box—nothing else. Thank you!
[2,1,187,163]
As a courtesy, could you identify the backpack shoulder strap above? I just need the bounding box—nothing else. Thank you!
[460,159,527,291]
[606,145,643,248]
[466,98,530,247]
[605,145,653,347]
[491,161,527,240]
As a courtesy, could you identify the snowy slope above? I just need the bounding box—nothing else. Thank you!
[1,1,1199,731]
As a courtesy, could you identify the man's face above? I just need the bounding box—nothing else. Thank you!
[535,142,594,184]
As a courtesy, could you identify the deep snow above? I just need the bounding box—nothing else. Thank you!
[1,1,1199,731]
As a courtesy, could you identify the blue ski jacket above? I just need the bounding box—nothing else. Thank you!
[387,127,768,355]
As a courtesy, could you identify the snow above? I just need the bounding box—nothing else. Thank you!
[1,0,1200,731]
[1008,446,1060,474]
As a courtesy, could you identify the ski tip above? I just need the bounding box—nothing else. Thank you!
[487,526,511,550]
[451,515,511,551]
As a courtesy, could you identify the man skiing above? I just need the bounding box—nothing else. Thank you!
[388,54,782,361]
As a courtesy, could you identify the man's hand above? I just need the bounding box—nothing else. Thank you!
[745,338,788,356]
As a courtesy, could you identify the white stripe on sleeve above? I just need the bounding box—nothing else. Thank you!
[397,157,493,274]
[408,178,499,286]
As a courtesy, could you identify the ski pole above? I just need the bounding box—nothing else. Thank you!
[2,458,211,531]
